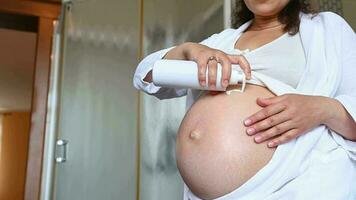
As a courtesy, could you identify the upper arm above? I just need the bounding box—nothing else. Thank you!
[329,12,356,120]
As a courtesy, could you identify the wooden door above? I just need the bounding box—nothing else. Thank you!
[0,1,61,199]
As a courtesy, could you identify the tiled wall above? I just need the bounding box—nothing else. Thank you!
[342,0,356,29]
[315,0,356,30]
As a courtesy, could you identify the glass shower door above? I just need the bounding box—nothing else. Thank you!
[52,1,140,199]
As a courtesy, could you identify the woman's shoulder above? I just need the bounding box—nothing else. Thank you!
[303,11,352,29]
[303,11,355,55]
[302,11,354,38]
[318,11,350,25]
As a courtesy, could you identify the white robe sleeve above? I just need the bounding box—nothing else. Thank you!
[329,13,356,158]
[132,29,233,100]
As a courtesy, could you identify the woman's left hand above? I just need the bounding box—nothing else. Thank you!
[244,94,332,148]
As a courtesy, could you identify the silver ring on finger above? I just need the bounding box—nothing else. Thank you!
[208,56,218,63]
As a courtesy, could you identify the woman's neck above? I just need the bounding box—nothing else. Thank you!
[250,14,282,30]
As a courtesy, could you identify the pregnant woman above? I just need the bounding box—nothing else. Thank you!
[134,0,356,199]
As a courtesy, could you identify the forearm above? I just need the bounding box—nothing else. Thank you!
[322,97,356,141]
[143,42,192,83]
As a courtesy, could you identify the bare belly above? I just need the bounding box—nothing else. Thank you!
[176,84,277,200]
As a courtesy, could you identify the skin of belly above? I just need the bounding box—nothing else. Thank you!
[176,84,277,200]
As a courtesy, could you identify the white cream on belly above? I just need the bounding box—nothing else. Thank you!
[226,89,243,95]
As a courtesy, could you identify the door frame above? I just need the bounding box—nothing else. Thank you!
[0,1,61,200]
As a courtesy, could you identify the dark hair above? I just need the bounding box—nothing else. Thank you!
[233,0,316,35]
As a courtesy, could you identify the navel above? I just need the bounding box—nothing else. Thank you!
[189,130,201,140]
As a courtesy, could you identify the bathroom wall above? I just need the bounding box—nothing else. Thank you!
[342,0,356,29]
[314,0,356,29]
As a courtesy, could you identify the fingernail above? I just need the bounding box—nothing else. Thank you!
[200,80,206,86]
[244,119,252,126]
[268,142,275,148]
[254,135,262,143]
[246,128,255,135]
[223,80,228,87]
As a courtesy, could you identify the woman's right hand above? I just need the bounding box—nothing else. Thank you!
[145,42,251,87]
[181,42,252,89]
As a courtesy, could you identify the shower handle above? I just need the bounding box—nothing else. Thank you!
[55,139,68,163]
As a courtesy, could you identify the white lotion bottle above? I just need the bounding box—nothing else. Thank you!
[152,59,246,92]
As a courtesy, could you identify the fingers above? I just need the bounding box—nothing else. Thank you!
[196,51,231,89]
[244,103,287,127]
[212,51,231,88]
[195,53,221,88]
[208,59,218,90]
[194,48,249,89]
[253,120,295,144]
[267,129,300,148]
[196,58,208,87]
[246,109,290,136]
[227,55,252,80]
[256,95,286,107]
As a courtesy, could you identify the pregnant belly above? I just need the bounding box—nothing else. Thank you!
[176,84,277,199]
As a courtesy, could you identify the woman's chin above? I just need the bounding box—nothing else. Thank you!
[246,0,290,17]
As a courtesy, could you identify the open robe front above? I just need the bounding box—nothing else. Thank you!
[133,12,356,199]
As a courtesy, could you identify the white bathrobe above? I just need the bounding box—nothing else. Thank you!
[133,12,356,199]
